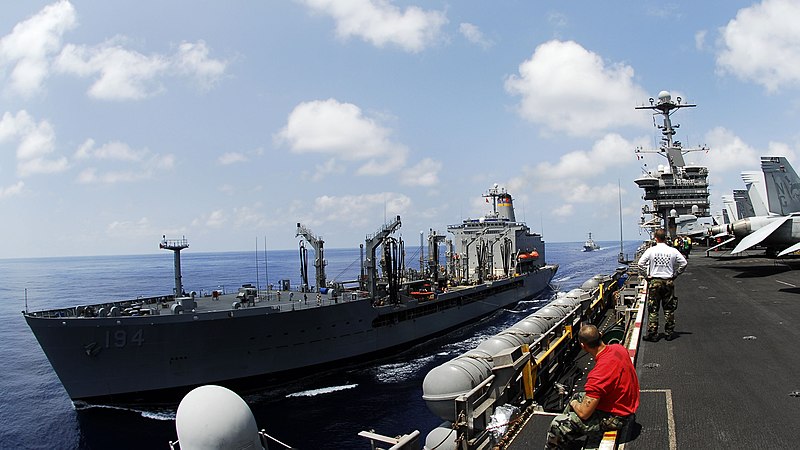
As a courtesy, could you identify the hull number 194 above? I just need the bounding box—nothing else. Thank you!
[105,329,144,348]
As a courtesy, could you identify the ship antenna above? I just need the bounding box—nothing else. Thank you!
[264,234,269,300]
[618,180,625,264]
[255,237,260,298]
[24,288,28,314]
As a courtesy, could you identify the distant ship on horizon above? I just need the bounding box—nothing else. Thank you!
[583,232,600,252]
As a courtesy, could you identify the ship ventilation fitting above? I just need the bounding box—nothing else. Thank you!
[497,194,516,222]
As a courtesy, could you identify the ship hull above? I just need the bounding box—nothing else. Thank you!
[25,266,556,402]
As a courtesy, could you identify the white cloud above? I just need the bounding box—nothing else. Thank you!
[55,38,169,100]
[459,23,492,48]
[563,182,622,204]
[701,127,760,173]
[0,0,77,97]
[0,2,228,100]
[716,0,800,92]
[218,147,263,165]
[695,30,707,51]
[190,209,227,228]
[73,138,175,184]
[552,204,574,217]
[232,205,269,229]
[547,12,567,28]
[501,134,642,221]
[533,133,643,183]
[55,37,227,100]
[219,184,235,195]
[765,141,797,162]
[218,152,248,165]
[645,4,681,19]
[0,110,68,176]
[310,158,346,181]
[0,181,24,199]
[106,217,156,238]
[505,40,648,136]
[308,192,412,227]
[276,98,409,176]
[75,139,142,161]
[174,40,227,90]
[298,0,447,53]
[400,158,441,186]
[206,209,226,228]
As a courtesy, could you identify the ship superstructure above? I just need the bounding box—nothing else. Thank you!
[634,91,712,237]
[583,232,600,252]
[446,184,547,284]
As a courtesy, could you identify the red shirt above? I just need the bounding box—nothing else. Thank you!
[584,343,640,416]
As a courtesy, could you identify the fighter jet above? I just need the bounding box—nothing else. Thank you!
[709,156,800,256]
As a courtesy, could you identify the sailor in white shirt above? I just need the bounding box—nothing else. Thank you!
[638,229,688,342]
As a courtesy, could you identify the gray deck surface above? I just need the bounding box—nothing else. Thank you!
[508,249,800,449]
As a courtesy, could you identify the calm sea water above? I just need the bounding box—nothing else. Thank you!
[0,240,641,449]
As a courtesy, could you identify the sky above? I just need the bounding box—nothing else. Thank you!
[2,0,800,258]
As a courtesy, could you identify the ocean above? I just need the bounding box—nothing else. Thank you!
[0,240,642,449]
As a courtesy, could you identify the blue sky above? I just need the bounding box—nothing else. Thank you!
[2,0,799,258]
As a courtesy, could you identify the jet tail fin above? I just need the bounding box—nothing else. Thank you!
[762,156,800,214]
[742,171,769,216]
[733,189,755,219]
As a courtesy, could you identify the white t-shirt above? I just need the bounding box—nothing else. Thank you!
[638,242,688,279]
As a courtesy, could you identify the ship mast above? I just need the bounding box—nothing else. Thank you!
[635,91,707,175]
[482,184,502,219]
[160,236,189,297]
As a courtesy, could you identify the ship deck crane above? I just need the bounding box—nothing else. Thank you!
[365,215,402,298]
[296,223,326,291]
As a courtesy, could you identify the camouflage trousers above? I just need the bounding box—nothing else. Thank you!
[545,393,624,449]
[646,278,677,335]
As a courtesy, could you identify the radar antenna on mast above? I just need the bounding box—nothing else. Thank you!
[634,90,708,174]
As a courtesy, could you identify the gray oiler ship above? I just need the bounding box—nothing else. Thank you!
[24,185,557,402]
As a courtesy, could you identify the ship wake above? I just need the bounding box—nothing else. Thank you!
[285,384,358,398]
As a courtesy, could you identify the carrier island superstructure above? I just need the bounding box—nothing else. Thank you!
[634,91,712,238]
[24,186,556,402]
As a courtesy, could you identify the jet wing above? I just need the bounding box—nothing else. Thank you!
[778,242,800,257]
[731,215,793,254]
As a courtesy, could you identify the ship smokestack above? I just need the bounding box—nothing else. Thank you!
[497,193,516,222]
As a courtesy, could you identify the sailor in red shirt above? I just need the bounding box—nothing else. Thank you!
[545,324,639,449]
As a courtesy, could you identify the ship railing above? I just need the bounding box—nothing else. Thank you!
[418,276,625,450]
[24,294,174,318]
[240,290,370,313]
[160,238,189,249]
